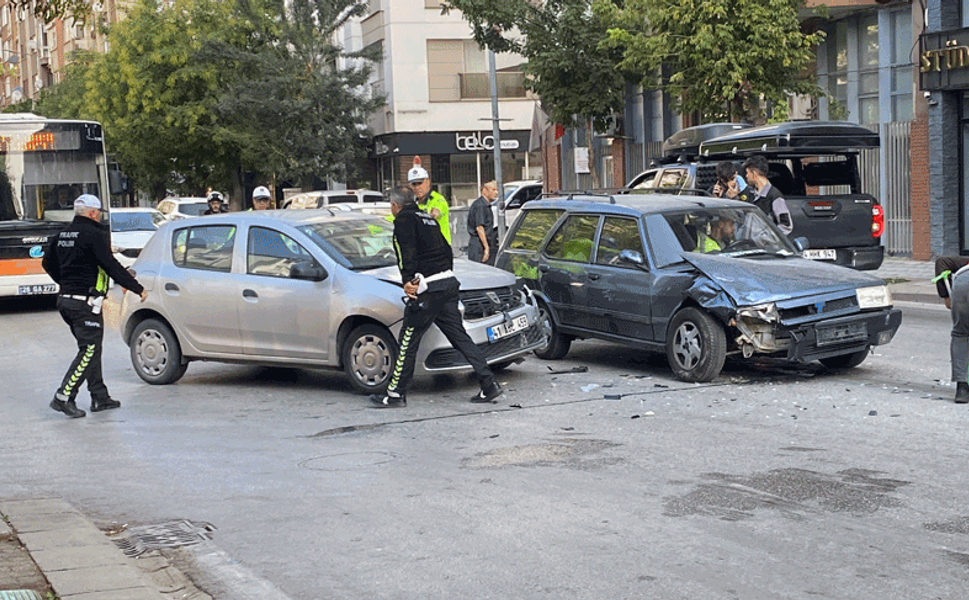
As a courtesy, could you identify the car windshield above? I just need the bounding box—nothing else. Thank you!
[112,211,164,232]
[182,202,208,216]
[297,217,397,270]
[662,207,797,258]
[503,184,522,201]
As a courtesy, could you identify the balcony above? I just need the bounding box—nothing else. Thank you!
[459,72,526,100]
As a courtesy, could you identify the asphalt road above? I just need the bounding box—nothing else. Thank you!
[2,298,967,600]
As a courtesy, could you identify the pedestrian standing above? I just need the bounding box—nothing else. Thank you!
[251,186,272,210]
[203,191,226,215]
[467,180,499,265]
[407,161,451,244]
[738,155,793,235]
[934,255,969,403]
[42,194,148,418]
[369,186,503,408]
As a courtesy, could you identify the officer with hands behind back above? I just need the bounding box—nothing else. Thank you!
[368,186,502,408]
[43,194,148,418]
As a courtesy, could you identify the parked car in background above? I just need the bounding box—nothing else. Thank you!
[106,210,544,394]
[495,193,901,382]
[282,189,384,209]
[500,180,543,225]
[156,197,209,221]
[109,207,165,267]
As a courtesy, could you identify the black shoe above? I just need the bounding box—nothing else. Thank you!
[369,393,406,408]
[956,382,969,404]
[50,398,86,418]
[91,397,121,412]
[470,381,503,404]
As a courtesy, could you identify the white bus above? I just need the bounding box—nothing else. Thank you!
[0,114,112,298]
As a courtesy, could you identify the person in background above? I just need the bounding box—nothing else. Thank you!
[710,161,746,199]
[934,256,969,403]
[368,186,502,408]
[204,191,227,215]
[737,155,793,236]
[467,180,499,265]
[251,186,272,210]
[407,162,451,244]
[42,194,148,418]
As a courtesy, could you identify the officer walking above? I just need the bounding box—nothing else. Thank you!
[43,194,148,418]
[369,186,502,408]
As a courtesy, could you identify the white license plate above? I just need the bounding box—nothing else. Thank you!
[488,314,529,342]
[18,284,57,295]
[803,249,837,261]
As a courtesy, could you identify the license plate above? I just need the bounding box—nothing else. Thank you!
[488,314,529,342]
[803,249,837,261]
[17,284,57,295]
[817,322,868,346]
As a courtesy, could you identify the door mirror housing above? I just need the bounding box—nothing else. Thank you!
[619,249,645,266]
[290,260,328,281]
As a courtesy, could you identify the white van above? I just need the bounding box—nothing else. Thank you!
[283,189,384,209]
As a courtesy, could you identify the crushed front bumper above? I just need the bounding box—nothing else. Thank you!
[785,308,902,362]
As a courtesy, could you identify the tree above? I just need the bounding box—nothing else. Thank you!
[203,0,384,189]
[443,0,627,188]
[8,0,90,24]
[595,0,825,122]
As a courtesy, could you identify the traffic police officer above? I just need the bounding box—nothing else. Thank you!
[369,186,502,408]
[43,194,147,418]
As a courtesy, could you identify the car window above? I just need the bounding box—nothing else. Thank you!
[323,195,356,204]
[508,209,563,251]
[172,225,236,272]
[661,208,797,257]
[298,218,396,270]
[656,168,689,189]
[183,202,208,216]
[363,193,384,203]
[630,169,658,190]
[595,217,644,267]
[247,227,313,278]
[545,214,600,263]
[111,212,159,232]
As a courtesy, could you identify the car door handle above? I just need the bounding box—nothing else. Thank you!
[539,264,550,273]
[164,282,179,292]
[243,289,258,299]
[588,273,600,281]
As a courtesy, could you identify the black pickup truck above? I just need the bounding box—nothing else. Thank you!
[627,121,884,271]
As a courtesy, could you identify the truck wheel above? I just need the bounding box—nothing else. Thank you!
[666,307,726,382]
[819,350,869,370]
[343,324,398,394]
[130,318,188,385]
[534,301,571,360]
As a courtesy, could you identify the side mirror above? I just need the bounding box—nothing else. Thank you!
[792,236,810,252]
[618,249,645,266]
[290,260,328,281]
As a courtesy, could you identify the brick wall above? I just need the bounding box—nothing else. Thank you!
[545,144,562,193]
[398,155,432,186]
[610,138,626,188]
[910,113,932,260]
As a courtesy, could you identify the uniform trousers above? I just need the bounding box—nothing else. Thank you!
[55,296,108,401]
[951,268,969,383]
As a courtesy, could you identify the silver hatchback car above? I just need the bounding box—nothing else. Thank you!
[106,210,544,393]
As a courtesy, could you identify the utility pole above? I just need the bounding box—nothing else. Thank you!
[487,48,505,241]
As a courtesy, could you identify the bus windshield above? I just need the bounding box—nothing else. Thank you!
[0,116,106,224]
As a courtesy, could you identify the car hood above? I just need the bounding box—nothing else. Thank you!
[683,253,886,306]
[111,230,156,250]
[363,258,518,290]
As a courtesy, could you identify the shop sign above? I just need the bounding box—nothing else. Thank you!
[920,29,969,91]
[455,132,520,152]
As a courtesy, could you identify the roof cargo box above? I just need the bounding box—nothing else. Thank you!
[662,123,752,158]
[699,121,879,157]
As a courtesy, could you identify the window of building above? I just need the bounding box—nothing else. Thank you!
[826,22,848,113]
[857,15,879,125]
[428,39,526,102]
[890,10,913,121]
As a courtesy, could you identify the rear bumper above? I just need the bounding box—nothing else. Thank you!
[786,308,902,362]
[833,244,884,271]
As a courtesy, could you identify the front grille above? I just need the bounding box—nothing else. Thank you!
[780,295,859,325]
[425,324,543,369]
[459,286,523,320]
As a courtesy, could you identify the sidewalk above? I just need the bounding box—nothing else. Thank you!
[0,498,188,600]
[870,256,941,305]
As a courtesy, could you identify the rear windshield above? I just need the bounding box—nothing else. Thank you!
[111,211,164,232]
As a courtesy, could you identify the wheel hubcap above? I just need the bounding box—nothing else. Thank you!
[673,322,702,370]
[350,334,392,388]
[135,329,168,376]
[537,306,553,350]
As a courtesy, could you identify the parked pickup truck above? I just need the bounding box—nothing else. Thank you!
[627,121,884,271]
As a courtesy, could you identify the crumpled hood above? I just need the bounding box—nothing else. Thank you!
[363,258,517,290]
[683,253,886,306]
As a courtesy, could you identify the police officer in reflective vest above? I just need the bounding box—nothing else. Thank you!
[43,194,148,418]
[369,186,502,408]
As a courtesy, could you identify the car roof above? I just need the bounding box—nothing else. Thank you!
[524,193,750,216]
[111,207,160,212]
[176,209,386,227]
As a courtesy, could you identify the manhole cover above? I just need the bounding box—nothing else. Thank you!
[299,451,397,471]
[111,520,216,557]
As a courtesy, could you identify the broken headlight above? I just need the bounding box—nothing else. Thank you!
[856,285,892,309]
[736,303,779,323]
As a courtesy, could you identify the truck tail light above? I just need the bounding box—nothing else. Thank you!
[871,204,885,238]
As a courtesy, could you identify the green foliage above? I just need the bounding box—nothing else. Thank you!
[9,0,90,24]
[596,0,825,122]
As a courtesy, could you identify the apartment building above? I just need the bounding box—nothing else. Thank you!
[354,0,541,205]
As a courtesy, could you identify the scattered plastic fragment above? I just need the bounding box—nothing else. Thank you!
[868,410,877,416]
[547,366,589,374]
[580,384,600,392]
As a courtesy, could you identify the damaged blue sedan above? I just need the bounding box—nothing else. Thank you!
[496,194,902,382]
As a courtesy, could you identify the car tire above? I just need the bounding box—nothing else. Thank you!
[819,349,869,370]
[666,307,726,382]
[533,301,571,360]
[130,318,188,385]
[343,324,399,394]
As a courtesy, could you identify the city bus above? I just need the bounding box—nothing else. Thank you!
[0,114,112,298]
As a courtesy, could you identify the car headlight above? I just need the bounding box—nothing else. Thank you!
[856,285,892,309]
[736,303,779,323]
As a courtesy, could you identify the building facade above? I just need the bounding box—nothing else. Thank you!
[353,0,541,206]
